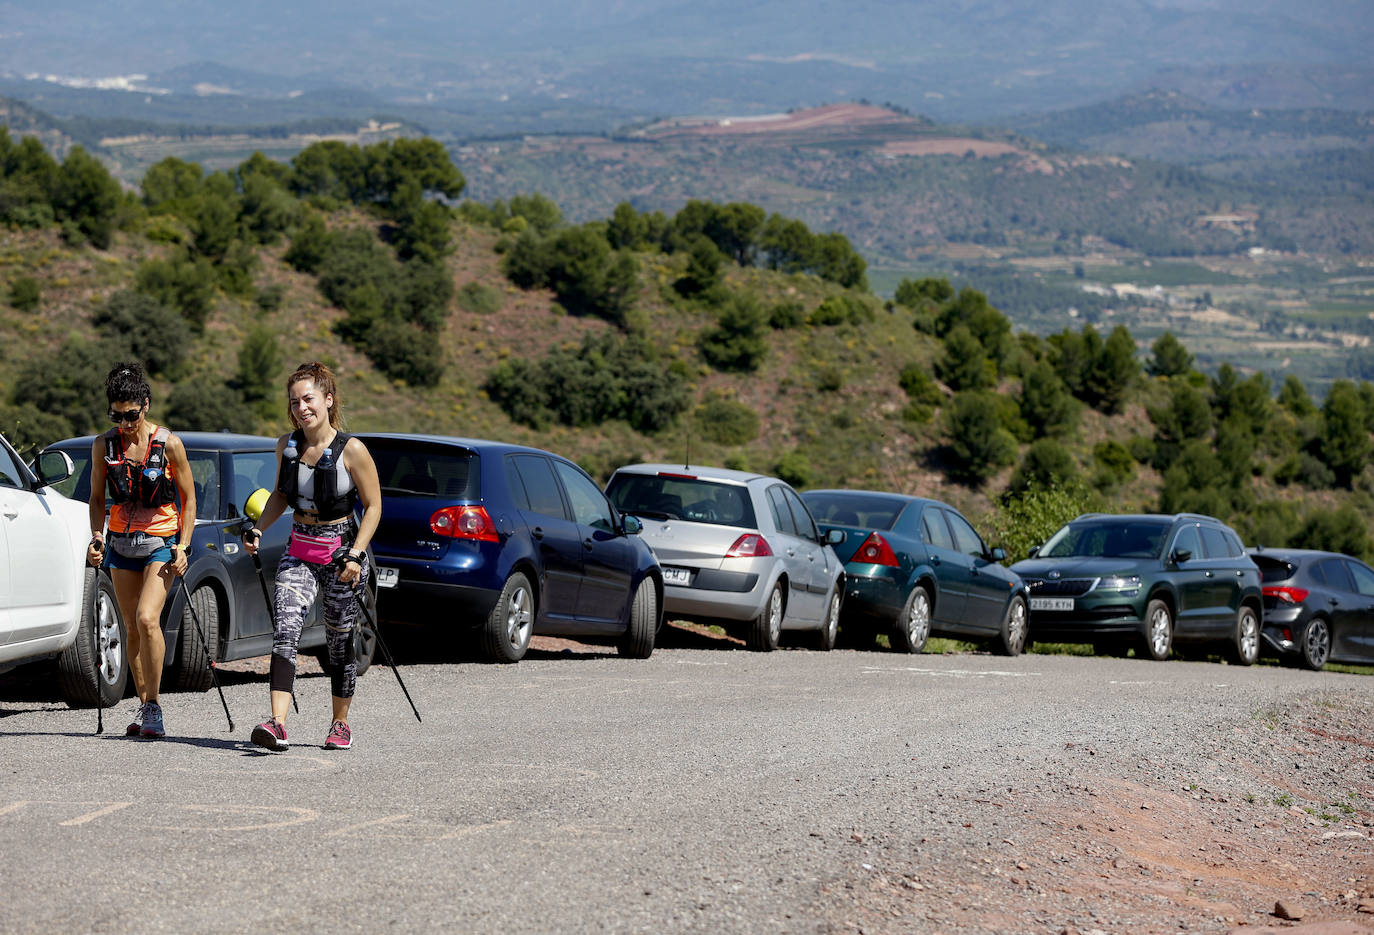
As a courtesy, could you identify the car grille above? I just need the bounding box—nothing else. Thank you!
[1023,577,1096,597]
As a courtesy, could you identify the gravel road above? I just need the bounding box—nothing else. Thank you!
[1,631,1371,935]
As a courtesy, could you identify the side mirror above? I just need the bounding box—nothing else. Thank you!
[989,547,1006,562]
[824,528,845,546]
[245,487,271,522]
[1172,548,1192,564]
[34,449,74,487]
[1027,544,1041,558]
[623,514,643,535]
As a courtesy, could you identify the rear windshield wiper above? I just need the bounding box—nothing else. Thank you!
[627,509,671,520]
[381,485,437,496]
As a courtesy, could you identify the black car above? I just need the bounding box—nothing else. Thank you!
[1011,512,1263,663]
[357,434,663,663]
[42,432,373,689]
[1248,547,1374,670]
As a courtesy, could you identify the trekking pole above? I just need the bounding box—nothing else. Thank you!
[175,574,235,732]
[332,548,421,723]
[90,563,106,735]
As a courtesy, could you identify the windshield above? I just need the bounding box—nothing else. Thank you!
[1040,520,1168,559]
[369,440,480,499]
[606,472,757,528]
[801,492,901,530]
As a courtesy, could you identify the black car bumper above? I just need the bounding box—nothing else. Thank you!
[379,579,500,626]
[1027,603,1146,641]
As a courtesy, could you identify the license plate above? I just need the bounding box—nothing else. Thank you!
[1030,597,1073,611]
[662,566,692,586]
[375,566,399,589]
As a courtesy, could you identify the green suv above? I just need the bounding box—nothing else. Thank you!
[1008,513,1262,663]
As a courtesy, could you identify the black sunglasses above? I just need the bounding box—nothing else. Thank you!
[108,408,144,424]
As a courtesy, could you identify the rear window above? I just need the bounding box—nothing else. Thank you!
[1253,554,1295,583]
[369,440,479,500]
[607,472,756,529]
[802,493,901,530]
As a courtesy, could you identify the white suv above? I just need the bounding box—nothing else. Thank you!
[0,432,125,706]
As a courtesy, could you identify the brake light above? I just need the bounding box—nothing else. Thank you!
[725,534,773,558]
[657,471,696,479]
[1262,585,1309,604]
[430,505,499,542]
[854,532,899,567]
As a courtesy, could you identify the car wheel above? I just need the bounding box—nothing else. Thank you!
[994,596,1028,656]
[1299,617,1330,671]
[171,583,219,692]
[1230,604,1260,666]
[57,569,128,708]
[1142,598,1174,661]
[747,581,784,652]
[353,621,377,676]
[617,578,657,659]
[481,572,534,663]
[813,586,841,652]
[890,586,931,654]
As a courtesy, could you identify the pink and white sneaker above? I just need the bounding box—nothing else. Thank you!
[324,720,352,750]
[250,718,289,752]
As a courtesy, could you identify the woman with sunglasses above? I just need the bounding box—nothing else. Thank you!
[86,362,196,739]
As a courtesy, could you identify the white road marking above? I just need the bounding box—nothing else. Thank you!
[325,813,412,837]
[861,666,1040,678]
[60,802,133,826]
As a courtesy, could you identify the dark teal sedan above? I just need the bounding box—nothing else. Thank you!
[801,489,1029,654]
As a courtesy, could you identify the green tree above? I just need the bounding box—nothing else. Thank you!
[893,277,953,309]
[1083,325,1138,414]
[607,202,647,249]
[1320,380,1371,487]
[1277,374,1317,418]
[1147,331,1193,378]
[1019,360,1077,437]
[699,292,768,372]
[1294,508,1372,562]
[696,397,760,445]
[944,392,1017,484]
[166,381,256,433]
[1149,381,1214,469]
[142,156,205,212]
[937,325,994,391]
[674,236,725,299]
[92,291,192,378]
[1007,438,1076,497]
[506,193,562,234]
[8,276,39,312]
[12,339,116,435]
[52,146,123,248]
[987,481,1102,564]
[236,325,283,404]
[135,251,219,330]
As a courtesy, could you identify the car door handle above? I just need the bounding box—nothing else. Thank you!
[1330,598,1340,606]
[532,527,545,540]
[1,506,16,520]
[786,548,796,557]
[807,553,815,562]
[1204,570,1214,577]
[929,555,940,565]
[583,538,594,551]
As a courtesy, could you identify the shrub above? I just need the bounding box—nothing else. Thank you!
[135,251,218,330]
[1007,438,1076,497]
[457,281,504,315]
[256,283,285,313]
[166,381,256,433]
[370,319,444,387]
[1092,440,1136,488]
[987,481,1102,563]
[12,339,116,435]
[696,397,760,445]
[943,392,1017,484]
[809,293,871,327]
[8,276,39,312]
[768,301,805,330]
[899,364,943,407]
[775,450,813,488]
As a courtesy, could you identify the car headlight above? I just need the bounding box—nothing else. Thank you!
[1096,575,1141,591]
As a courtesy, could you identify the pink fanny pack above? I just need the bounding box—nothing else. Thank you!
[288,530,342,564]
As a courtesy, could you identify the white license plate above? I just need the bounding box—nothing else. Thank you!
[1030,597,1073,611]
[662,566,692,586]
[375,566,399,589]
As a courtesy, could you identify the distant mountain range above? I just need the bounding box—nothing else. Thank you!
[2,0,1371,122]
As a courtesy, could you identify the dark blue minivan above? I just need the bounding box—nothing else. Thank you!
[358,434,663,662]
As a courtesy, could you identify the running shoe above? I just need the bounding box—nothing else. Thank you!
[323,720,352,750]
[250,718,289,752]
[126,701,148,736]
[139,701,165,739]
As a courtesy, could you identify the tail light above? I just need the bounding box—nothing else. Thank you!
[430,505,499,542]
[1262,585,1309,604]
[854,532,900,567]
[725,534,772,558]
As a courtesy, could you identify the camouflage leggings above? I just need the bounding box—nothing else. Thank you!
[270,522,368,699]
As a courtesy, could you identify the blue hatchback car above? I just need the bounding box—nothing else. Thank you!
[801,489,1029,655]
[357,434,663,662]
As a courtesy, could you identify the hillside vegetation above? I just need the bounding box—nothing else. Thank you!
[3,127,1374,560]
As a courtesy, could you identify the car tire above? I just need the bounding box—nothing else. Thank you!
[57,568,128,708]
[617,578,658,659]
[993,595,1028,656]
[747,581,784,652]
[170,583,219,692]
[481,572,534,663]
[890,586,931,654]
[1142,598,1174,661]
[1298,616,1330,671]
[1230,604,1260,666]
[813,585,841,652]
